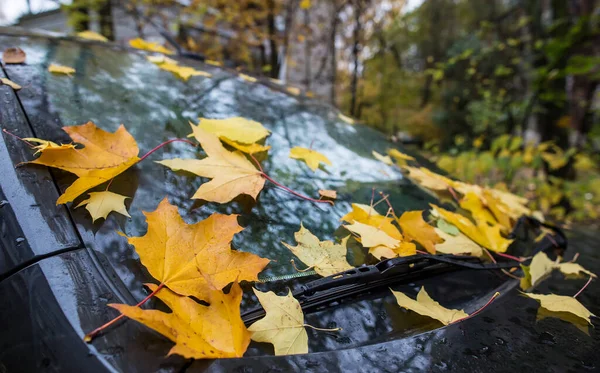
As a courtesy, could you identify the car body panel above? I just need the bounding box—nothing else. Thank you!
[0,29,598,372]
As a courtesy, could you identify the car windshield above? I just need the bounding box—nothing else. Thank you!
[1,33,510,355]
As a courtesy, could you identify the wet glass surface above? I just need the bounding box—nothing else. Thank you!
[1,34,511,357]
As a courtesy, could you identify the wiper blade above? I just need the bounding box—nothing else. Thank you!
[242,215,567,326]
[242,254,518,325]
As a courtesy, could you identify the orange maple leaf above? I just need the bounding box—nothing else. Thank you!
[111,283,250,359]
[26,121,139,204]
[126,197,270,300]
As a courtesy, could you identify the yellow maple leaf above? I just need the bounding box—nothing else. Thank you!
[76,30,108,42]
[318,189,337,199]
[282,224,353,277]
[460,192,498,226]
[26,122,139,204]
[146,55,178,65]
[48,63,75,75]
[434,228,483,257]
[0,77,21,90]
[370,241,416,260]
[286,86,301,95]
[129,38,174,54]
[126,198,269,300]
[524,293,595,325]
[155,62,212,81]
[289,147,331,171]
[344,221,400,248]
[221,137,271,154]
[388,148,415,162]
[239,73,257,83]
[248,289,308,355]
[300,0,311,9]
[338,112,355,124]
[76,191,130,222]
[196,117,270,144]
[341,203,413,258]
[556,262,597,279]
[111,283,250,359]
[391,287,468,325]
[157,124,265,203]
[397,210,442,254]
[431,204,513,253]
[372,150,393,165]
[404,166,454,191]
[206,59,222,66]
[520,251,555,290]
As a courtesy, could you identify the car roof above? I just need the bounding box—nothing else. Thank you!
[1,29,598,372]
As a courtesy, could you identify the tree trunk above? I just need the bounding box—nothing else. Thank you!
[98,0,115,41]
[329,12,339,104]
[303,7,312,91]
[266,0,280,78]
[349,0,362,116]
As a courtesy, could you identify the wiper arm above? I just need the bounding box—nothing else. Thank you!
[242,216,567,326]
[242,254,517,325]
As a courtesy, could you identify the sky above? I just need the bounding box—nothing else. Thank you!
[0,0,59,25]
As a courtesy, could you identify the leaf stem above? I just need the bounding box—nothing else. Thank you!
[248,153,333,205]
[303,324,342,332]
[483,248,521,280]
[290,259,315,273]
[494,252,525,262]
[2,128,35,148]
[84,282,165,342]
[453,291,500,323]
[573,275,593,298]
[138,138,197,162]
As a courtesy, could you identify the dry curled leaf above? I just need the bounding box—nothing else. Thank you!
[76,191,130,222]
[289,147,331,171]
[48,63,76,75]
[22,137,76,155]
[2,47,26,64]
[111,283,250,359]
[397,210,442,254]
[158,123,265,203]
[391,286,468,325]
[248,289,308,356]
[318,189,337,199]
[282,224,353,277]
[0,77,21,90]
[125,198,269,300]
[26,122,139,204]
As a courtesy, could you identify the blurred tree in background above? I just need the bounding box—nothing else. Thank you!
[59,0,599,223]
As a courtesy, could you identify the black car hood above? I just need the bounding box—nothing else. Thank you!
[0,29,598,373]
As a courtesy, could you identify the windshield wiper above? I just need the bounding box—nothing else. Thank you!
[242,216,566,325]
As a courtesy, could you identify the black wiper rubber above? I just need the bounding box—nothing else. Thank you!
[241,215,566,326]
